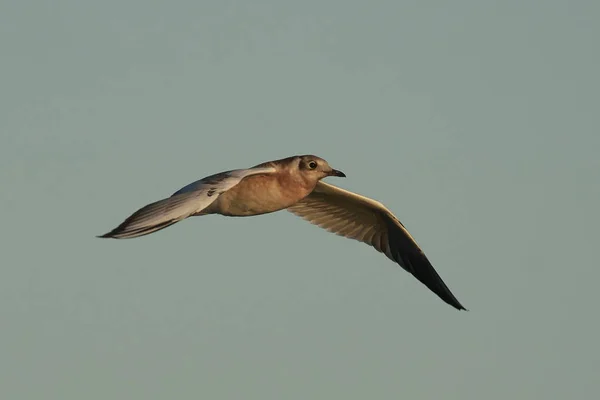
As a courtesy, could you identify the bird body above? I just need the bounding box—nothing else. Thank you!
[98,155,466,310]
[205,168,314,216]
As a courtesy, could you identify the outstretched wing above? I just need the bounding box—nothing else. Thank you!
[287,181,466,310]
[98,167,276,239]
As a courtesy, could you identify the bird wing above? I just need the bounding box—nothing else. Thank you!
[98,167,276,239]
[286,181,466,310]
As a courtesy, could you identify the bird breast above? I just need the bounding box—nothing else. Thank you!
[209,173,314,216]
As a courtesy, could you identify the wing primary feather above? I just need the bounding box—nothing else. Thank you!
[96,195,193,239]
[385,218,466,310]
[98,218,179,239]
[287,181,467,311]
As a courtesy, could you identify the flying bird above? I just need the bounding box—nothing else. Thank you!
[98,155,465,310]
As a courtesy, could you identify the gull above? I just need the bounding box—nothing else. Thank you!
[98,155,466,310]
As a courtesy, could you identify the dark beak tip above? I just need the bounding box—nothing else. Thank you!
[331,169,346,177]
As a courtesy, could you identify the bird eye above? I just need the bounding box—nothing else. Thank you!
[308,161,318,169]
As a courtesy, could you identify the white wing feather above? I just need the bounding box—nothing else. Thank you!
[98,167,275,239]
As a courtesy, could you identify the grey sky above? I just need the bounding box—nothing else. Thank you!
[1,0,599,399]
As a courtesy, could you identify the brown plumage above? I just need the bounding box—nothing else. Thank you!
[98,155,466,310]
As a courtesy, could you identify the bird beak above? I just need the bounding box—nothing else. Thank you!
[329,169,346,177]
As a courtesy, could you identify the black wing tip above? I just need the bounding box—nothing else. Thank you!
[396,251,468,311]
[96,218,178,240]
[95,226,139,239]
[443,293,467,311]
[96,230,123,239]
[436,289,467,311]
[96,232,121,239]
[96,222,137,239]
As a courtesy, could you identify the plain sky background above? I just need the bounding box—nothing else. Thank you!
[1,0,599,399]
